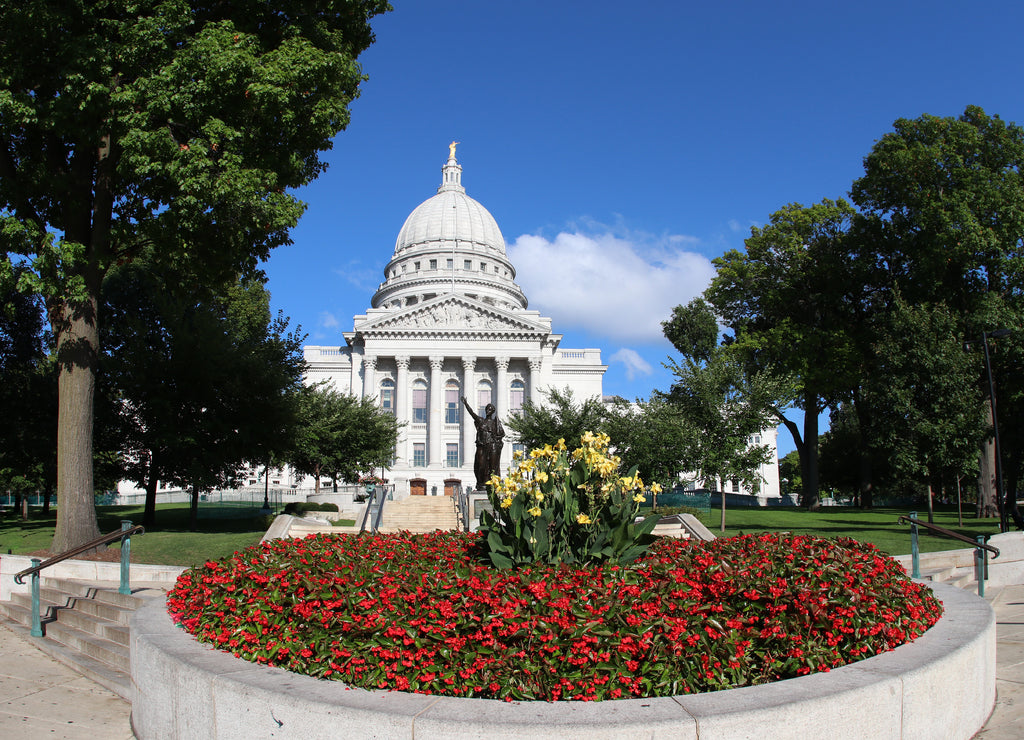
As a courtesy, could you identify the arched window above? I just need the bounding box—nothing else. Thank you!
[380,378,395,416]
[412,379,428,424]
[509,379,525,415]
[476,380,493,415]
[445,380,460,424]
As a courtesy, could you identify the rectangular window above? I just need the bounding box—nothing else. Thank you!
[510,386,524,414]
[381,388,394,415]
[447,258,453,269]
[464,260,472,270]
[429,259,437,269]
[477,387,492,415]
[413,443,426,467]
[445,387,459,424]
[446,443,460,467]
[414,261,420,270]
[413,387,427,423]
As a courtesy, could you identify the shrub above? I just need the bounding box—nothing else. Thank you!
[479,432,659,568]
[168,530,942,701]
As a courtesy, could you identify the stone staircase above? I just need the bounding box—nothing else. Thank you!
[378,495,459,533]
[0,576,159,700]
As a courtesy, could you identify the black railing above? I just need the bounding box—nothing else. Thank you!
[898,512,998,596]
[13,521,144,637]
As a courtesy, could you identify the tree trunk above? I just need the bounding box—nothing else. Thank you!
[977,399,998,518]
[1005,445,1023,530]
[800,391,821,510]
[190,481,199,531]
[858,450,874,509]
[718,481,726,533]
[143,452,159,528]
[50,295,102,552]
[926,479,934,524]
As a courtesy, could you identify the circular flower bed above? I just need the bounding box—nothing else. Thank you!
[167,531,942,702]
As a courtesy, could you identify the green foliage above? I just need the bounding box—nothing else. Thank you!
[0,0,390,549]
[101,261,306,527]
[286,384,402,487]
[478,433,659,568]
[505,386,606,452]
[702,198,862,509]
[601,396,693,489]
[283,501,340,515]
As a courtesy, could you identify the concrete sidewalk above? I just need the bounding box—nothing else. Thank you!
[0,621,133,739]
[977,583,1024,738]
[3,584,1024,739]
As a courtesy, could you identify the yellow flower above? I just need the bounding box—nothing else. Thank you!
[633,493,646,503]
[528,506,542,517]
[534,491,544,501]
[576,513,592,525]
[501,496,513,509]
[535,471,549,484]
[651,482,663,494]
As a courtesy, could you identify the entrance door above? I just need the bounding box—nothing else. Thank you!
[410,479,426,496]
[443,479,460,497]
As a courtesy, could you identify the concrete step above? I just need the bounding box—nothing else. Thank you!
[0,577,155,701]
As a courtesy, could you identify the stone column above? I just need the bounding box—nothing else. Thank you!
[428,356,444,470]
[395,355,410,466]
[362,355,377,399]
[528,357,543,404]
[350,346,363,396]
[494,356,509,416]
[462,356,475,471]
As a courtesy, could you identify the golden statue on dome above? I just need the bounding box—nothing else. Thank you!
[449,141,459,158]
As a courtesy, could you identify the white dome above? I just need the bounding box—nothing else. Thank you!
[394,189,506,256]
[371,150,527,311]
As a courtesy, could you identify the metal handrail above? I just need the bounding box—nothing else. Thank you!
[897,515,999,558]
[899,512,997,597]
[13,521,144,637]
[13,524,145,584]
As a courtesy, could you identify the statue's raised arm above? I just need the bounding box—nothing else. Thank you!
[462,395,480,421]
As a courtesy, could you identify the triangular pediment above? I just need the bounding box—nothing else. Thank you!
[356,295,549,336]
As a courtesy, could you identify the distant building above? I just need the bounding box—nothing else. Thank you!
[303,147,606,497]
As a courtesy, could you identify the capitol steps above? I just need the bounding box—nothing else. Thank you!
[377,495,459,533]
[0,576,157,700]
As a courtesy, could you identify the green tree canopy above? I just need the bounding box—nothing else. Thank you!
[703,199,863,509]
[0,0,390,549]
[505,387,607,453]
[287,384,402,490]
[101,262,306,528]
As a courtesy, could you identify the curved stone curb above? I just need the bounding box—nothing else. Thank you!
[131,582,994,739]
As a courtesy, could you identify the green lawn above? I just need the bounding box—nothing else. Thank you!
[696,504,1000,556]
[1,501,1001,569]
[1,504,267,568]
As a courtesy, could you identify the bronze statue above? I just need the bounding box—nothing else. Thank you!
[462,396,504,489]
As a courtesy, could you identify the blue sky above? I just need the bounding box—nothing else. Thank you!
[262,1,1024,456]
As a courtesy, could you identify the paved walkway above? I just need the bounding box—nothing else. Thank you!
[2,584,1024,739]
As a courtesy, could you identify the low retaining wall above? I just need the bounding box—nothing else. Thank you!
[131,582,994,739]
[0,554,184,601]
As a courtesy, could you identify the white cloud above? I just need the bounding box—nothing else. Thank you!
[507,229,715,343]
[609,348,653,380]
[319,311,340,330]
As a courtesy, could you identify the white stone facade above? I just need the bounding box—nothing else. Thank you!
[304,149,607,498]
